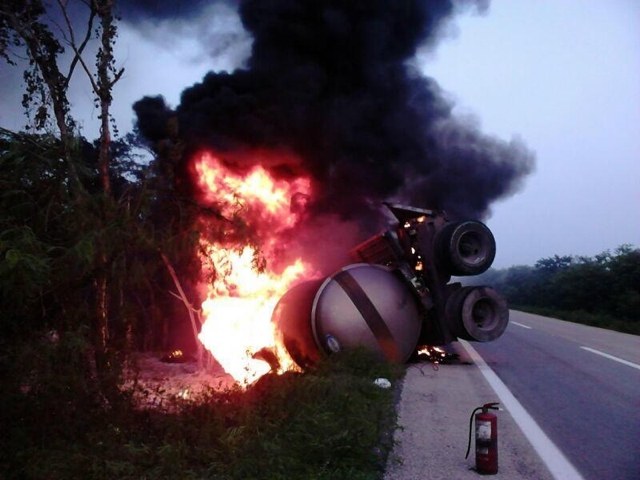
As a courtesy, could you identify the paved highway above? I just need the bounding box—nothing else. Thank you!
[471,311,640,480]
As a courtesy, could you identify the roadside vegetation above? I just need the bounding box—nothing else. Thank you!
[466,247,640,335]
[1,348,402,480]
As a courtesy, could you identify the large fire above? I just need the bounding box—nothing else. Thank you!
[193,151,314,385]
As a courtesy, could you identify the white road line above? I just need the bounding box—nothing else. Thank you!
[580,346,640,371]
[511,321,532,329]
[459,340,584,480]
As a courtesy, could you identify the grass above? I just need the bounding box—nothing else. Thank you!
[1,347,404,480]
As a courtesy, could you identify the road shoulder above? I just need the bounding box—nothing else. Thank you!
[384,342,554,480]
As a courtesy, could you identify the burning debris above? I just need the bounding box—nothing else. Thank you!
[160,349,195,363]
[416,346,460,365]
[130,1,531,385]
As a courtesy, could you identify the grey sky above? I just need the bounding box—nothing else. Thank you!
[1,0,638,268]
[423,0,640,267]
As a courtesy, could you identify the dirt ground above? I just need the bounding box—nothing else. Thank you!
[125,353,236,408]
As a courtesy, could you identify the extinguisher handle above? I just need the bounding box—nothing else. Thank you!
[484,402,500,410]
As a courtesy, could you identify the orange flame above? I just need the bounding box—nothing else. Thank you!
[194,151,314,385]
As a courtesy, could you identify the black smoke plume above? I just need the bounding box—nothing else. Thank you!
[133,0,534,229]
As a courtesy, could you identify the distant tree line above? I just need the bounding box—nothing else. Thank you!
[467,246,640,335]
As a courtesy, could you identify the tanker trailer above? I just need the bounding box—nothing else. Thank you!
[272,203,508,368]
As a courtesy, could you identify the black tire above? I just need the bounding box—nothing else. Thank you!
[435,221,496,276]
[445,286,508,342]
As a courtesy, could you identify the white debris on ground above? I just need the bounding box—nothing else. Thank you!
[374,377,392,389]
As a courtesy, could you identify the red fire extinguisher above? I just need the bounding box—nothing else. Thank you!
[466,402,500,474]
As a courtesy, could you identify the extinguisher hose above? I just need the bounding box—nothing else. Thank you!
[465,406,484,459]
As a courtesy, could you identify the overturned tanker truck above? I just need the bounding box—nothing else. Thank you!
[272,203,508,368]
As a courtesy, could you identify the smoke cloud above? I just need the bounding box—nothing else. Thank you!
[133,0,534,229]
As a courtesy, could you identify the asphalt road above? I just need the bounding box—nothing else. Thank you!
[471,311,640,480]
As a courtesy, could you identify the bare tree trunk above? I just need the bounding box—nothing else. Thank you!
[160,252,204,369]
[87,0,123,377]
[93,262,109,370]
[95,0,114,197]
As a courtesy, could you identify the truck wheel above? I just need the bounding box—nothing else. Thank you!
[436,221,496,276]
[445,286,508,342]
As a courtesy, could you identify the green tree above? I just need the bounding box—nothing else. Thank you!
[535,254,573,274]
[480,246,640,333]
[551,258,612,312]
[1,0,129,381]
[608,246,640,322]
[1,3,139,412]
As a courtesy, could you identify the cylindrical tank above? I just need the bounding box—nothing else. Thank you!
[271,279,324,369]
[272,264,422,368]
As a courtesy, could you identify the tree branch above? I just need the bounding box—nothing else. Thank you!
[55,0,96,89]
[159,251,204,369]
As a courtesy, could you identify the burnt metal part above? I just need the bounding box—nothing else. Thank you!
[383,202,435,223]
[350,230,405,266]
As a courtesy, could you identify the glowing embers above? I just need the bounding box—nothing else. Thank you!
[193,150,314,385]
[160,349,194,364]
[416,345,459,367]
